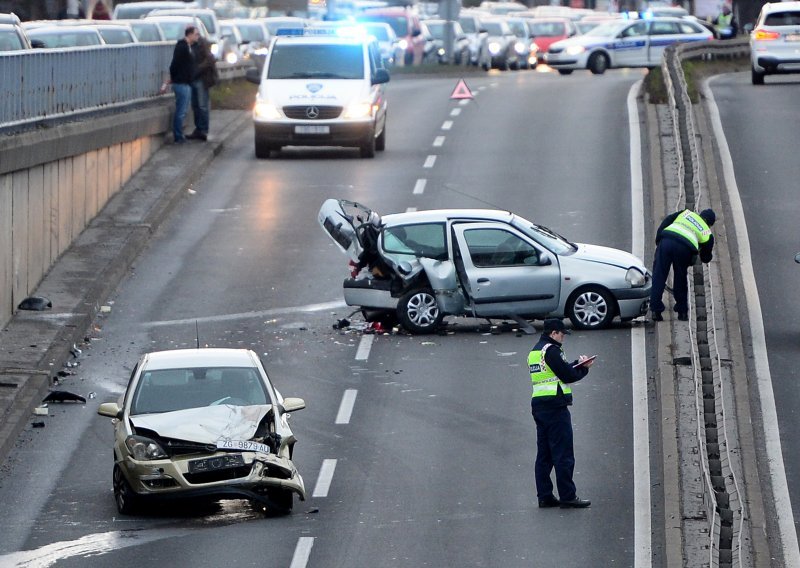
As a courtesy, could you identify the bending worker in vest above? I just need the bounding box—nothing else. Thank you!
[529,318,595,509]
[650,208,715,322]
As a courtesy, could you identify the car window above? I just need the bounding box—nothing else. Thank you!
[463,228,540,267]
[131,23,161,41]
[238,24,266,42]
[268,44,364,79]
[364,25,389,40]
[619,21,647,37]
[678,22,702,34]
[765,11,800,26]
[459,17,477,33]
[360,15,408,37]
[368,41,382,72]
[529,21,565,36]
[0,29,24,50]
[383,223,447,259]
[649,21,680,35]
[100,29,135,44]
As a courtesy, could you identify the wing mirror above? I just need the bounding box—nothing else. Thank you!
[372,68,390,85]
[282,397,306,412]
[97,402,123,419]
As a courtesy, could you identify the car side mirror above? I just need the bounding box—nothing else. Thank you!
[282,397,306,412]
[412,28,421,37]
[372,68,390,85]
[245,66,261,84]
[97,402,123,419]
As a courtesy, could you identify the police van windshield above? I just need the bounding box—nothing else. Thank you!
[268,44,365,79]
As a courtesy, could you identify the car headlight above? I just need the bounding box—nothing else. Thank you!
[253,47,269,56]
[398,38,408,50]
[125,435,168,461]
[254,101,281,120]
[514,40,526,54]
[488,41,502,55]
[225,51,238,64]
[437,47,445,56]
[343,101,374,119]
[625,267,646,287]
[210,42,220,57]
[565,45,586,56]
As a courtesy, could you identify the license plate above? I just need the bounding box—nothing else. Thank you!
[217,439,271,454]
[295,125,329,134]
[786,34,800,41]
[188,453,245,473]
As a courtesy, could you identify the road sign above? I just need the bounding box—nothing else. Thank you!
[450,79,474,100]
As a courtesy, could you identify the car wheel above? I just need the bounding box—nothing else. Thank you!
[376,124,386,152]
[751,67,765,85]
[255,137,273,159]
[588,52,609,75]
[360,134,376,158]
[268,489,294,514]
[113,464,141,515]
[566,286,615,330]
[397,288,443,334]
[557,69,573,76]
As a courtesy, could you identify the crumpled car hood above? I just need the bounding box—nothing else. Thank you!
[131,405,271,444]
[573,243,645,270]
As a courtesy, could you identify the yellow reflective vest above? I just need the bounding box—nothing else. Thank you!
[662,210,712,251]
[528,344,572,399]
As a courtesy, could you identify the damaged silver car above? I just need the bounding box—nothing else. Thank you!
[97,348,306,515]
[319,199,651,332]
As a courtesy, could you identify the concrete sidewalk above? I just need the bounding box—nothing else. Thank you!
[0,109,250,464]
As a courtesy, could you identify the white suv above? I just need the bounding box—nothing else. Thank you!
[750,1,800,85]
[246,30,390,159]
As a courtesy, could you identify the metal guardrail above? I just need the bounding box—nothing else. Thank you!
[0,43,249,131]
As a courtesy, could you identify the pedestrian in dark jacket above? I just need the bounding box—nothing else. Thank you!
[188,36,218,141]
[650,208,715,321]
[168,26,200,143]
[528,318,595,509]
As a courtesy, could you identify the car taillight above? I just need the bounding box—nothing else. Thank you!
[753,28,780,41]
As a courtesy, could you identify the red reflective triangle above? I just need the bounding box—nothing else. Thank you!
[450,79,474,100]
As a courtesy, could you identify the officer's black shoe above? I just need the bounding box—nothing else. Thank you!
[538,496,560,508]
[651,311,663,322]
[559,497,591,509]
[677,312,689,321]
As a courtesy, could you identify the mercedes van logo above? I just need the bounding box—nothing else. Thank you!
[305,106,320,119]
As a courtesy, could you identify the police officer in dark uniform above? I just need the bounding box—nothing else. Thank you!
[650,208,716,322]
[529,318,594,509]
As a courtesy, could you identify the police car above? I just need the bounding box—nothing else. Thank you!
[545,16,712,75]
[246,27,390,158]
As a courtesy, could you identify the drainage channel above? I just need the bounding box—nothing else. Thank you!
[664,48,737,566]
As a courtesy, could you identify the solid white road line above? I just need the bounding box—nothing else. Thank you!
[335,389,358,424]
[289,537,315,568]
[450,108,461,116]
[704,78,800,568]
[442,120,453,130]
[423,155,436,168]
[433,136,445,147]
[628,81,652,568]
[355,334,374,361]
[413,179,427,195]
[313,459,337,498]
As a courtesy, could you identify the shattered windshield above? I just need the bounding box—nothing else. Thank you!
[511,217,576,254]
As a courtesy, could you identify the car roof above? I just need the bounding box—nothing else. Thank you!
[762,1,800,13]
[143,348,258,370]
[273,34,371,46]
[382,208,515,226]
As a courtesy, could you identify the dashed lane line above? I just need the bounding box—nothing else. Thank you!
[335,389,358,424]
[433,136,445,147]
[289,537,315,568]
[423,155,436,168]
[450,108,461,116]
[312,459,337,498]
[413,179,427,195]
[355,334,374,360]
[442,120,453,130]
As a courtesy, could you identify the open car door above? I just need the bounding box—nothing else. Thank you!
[318,199,379,264]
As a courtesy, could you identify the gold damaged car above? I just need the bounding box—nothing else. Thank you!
[97,348,306,515]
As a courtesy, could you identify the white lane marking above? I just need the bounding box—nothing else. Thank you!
[450,108,461,116]
[313,459,337,498]
[413,179,427,195]
[145,300,347,327]
[458,99,469,106]
[628,81,652,568]
[289,537,315,568]
[433,136,445,147]
[335,389,358,424]
[705,78,800,567]
[355,334,374,361]
[442,120,453,130]
[423,155,437,168]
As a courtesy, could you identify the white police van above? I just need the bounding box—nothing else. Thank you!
[246,27,390,158]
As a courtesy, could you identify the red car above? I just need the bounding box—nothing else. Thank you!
[523,17,575,61]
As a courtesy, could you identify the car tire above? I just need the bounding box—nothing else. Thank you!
[557,69,573,75]
[113,464,141,515]
[588,52,609,75]
[268,489,294,514]
[397,287,443,334]
[360,134,376,158]
[751,67,765,85]
[376,124,386,152]
[255,137,273,159]
[566,286,615,330]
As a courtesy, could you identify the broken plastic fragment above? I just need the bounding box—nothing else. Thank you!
[43,391,86,404]
[18,296,52,311]
[33,406,49,416]
[100,305,112,313]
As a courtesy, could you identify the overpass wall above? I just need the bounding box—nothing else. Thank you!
[0,101,172,326]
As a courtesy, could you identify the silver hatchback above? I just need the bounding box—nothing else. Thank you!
[318,199,651,333]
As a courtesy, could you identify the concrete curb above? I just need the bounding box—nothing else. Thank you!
[0,110,251,465]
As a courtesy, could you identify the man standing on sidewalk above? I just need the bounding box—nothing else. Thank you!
[168,25,200,144]
[188,35,218,141]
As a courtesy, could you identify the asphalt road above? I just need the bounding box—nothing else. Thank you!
[0,68,651,567]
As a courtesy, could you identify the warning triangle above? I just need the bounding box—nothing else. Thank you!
[450,79,474,100]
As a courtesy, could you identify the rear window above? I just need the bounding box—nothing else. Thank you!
[765,11,800,26]
[100,29,135,44]
[131,23,161,41]
[459,17,477,33]
[238,24,266,42]
[268,43,364,79]
[529,21,565,36]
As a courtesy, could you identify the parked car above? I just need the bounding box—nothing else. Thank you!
[148,7,223,59]
[112,1,197,20]
[750,1,800,85]
[121,19,167,42]
[26,24,105,48]
[92,21,139,44]
[545,16,712,75]
[0,13,31,50]
[143,14,209,42]
[358,7,425,66]
[505,16,537,68]
[477,17,520,70]
[362,22,401,67]
[423,19,471,64]
[222,18,270,68]
[522,17,574,63]
[318,199,651,333]
[218,19,246,63]
[97,348,306,514]
[458,11,488,65]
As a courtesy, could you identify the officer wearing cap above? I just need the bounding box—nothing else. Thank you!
[528,318,595,509]
[650,208,716,322]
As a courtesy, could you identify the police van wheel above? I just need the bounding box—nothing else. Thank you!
[398,288,443,334]
[360,135,376,158]
[255,138,274,159]
[751,67,765,85]
[588,52,609,75]
[376,125,386,152]
[566,286,615,330]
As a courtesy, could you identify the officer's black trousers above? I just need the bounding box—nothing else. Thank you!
[650,236,694,314]
[532,405,576,502]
